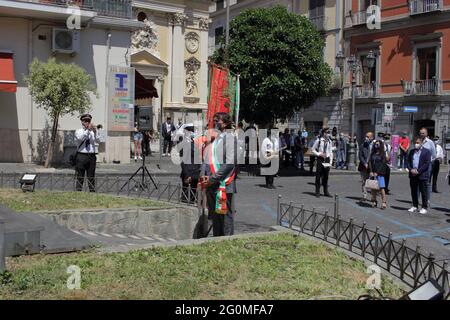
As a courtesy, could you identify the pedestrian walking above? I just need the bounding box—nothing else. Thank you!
[261,128,279,188]
[407,137,431,214]
[308,131,319,173]
[368,139,389,209]
[383,133,392,194]
[133,123,143,161]
[282,128,291,167]
[312,127,333,198]
[431,136,444,193]
[200,112,237,237]
[294,130,305,170]
[162,117,176,157]
[180,124,201,203]
[336,132,348,169]
[75,114,99,192]
[398,132,410,171]
[358,132,373,201]
[419,127,436,205]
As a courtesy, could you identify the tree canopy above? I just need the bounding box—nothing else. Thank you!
[25,58,97,167]
[212,6,333,127]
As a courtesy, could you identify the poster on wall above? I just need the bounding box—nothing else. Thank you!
[108,66,135,131]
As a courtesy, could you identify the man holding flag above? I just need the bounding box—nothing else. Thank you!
[200,112,237,236]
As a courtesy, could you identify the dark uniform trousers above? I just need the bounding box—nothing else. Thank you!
[76,153,96,192]
[315,158,330,193]
[431,159,440,192]
[206,187,234,237]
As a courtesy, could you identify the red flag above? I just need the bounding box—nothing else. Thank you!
[207,64,231,129]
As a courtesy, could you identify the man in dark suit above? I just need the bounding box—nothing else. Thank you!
[179,124,201,202]
[407,137,431,214]
[200,112,237,236]
[161,117,176,157]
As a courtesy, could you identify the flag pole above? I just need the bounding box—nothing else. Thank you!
[235,74,240,126]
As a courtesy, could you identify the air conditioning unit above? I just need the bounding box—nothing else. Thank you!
[52,28,80,55]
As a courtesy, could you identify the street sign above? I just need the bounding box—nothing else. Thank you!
[384,102,393,116]
[403,106,418,113]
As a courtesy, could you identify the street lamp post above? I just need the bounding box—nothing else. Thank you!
[336,50,375,170]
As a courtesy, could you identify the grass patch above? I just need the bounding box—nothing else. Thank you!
[0,233,405,299]
[0,188,167,212]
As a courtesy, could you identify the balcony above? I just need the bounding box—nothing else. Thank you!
[13,0,132,19]
[343,83,379,99]
[355,83,379,98]
[409,0,443,15]
[309,15,328,32]
[352,10,367,26]
[402,79,442,96]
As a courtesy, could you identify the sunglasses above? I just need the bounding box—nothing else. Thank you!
[82,119,91,123]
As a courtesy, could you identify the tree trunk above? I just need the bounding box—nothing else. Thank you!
[44,113,59,168]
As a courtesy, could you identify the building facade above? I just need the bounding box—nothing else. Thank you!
[343,0,450,141]
[0,0,211,164]
[208,0,345,135]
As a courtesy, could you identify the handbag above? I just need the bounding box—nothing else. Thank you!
[365,177,379,191]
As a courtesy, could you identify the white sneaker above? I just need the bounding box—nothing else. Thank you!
[405,168,409,172]
[139,156,143,160]
[398,168,403,171]
[408,206,418,213]
[419,208,428,215]
[134,156,137,160]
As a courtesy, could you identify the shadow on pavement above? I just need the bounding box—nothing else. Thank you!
[391,205,409,211]
[433,207,450,213]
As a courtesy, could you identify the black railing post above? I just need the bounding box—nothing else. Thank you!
[168,181,172,202]
[362,222,367,257]
[1,171,3,188]
[300,204,305,233]
[413,245,421,287]
[324,210,329,241]
[187,184,192,206]
[387,232,393,272]
[427,253,435,280]
[400,239,406,280]
[116,176,120,195]
[312,208,316,236]
[336,215,341,246]
[178,183,182,204]
[288,202,293,229]
[374,227,380,264]
[349,218,354,252]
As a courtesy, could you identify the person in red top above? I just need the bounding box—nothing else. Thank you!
[399,132,410,171]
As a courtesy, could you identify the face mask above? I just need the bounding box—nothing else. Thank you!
[374,145,380,150]
[415,144,421,150]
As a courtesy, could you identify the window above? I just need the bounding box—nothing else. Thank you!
[360,0,379,11]
[309,0,325,17]
[416,47,437,80]
[359,54,377,85]
[215,27,224,46]
[216,0,224,10]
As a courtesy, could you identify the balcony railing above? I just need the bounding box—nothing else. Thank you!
[355,83,379,98]
[352,10,367,26]
[309,15,328,32]
[343,83,379,98]
[14,0,132,19]
[409,0,443,15]
[402,79,442,96]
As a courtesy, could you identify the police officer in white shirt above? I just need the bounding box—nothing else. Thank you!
[312,127,333,197]
[75,114,99,192]
[261,128,279,189]
[431,136,444,193]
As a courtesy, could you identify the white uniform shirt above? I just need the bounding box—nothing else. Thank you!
[435,144,444,163]
[75,128,97,154]
[261,137,279,158]
[312,137,333,164]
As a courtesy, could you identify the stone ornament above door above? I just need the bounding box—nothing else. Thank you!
[185,32,200,54]
[131,17,160,57]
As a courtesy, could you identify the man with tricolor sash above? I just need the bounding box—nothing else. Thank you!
[200,112,237,237]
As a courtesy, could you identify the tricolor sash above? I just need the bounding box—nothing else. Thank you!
[209,137,235,214]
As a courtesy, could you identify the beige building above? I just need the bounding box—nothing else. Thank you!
[0,0,211,164]
[209,0,346,134]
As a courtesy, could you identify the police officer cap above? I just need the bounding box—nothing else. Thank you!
[433,136,440,141]
[80,113,92,121]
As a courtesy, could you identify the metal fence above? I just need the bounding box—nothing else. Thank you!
[277,195,450,299]
[0,172,198,206]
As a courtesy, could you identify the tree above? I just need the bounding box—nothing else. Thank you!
[212,6,333,127]
[25,58,97,167]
